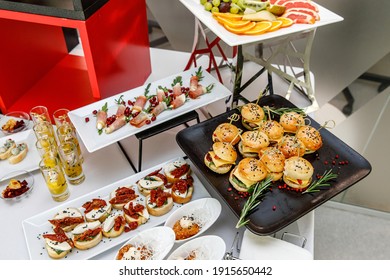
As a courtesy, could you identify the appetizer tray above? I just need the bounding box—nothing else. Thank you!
[176,95,372,235]
[179,0,343,47]
[68,68,231,153]
[0,129,40,179]
[22,157,211,260]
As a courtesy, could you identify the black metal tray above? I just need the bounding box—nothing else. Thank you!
[176,95,372,235]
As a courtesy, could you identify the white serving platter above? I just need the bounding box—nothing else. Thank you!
[22,157,210,260]
[68,68,231,153]
[164,197,221,243]
[115,226,175,260]
[167,235,226,260]
[0,129,40,179]
[179,0,343,47]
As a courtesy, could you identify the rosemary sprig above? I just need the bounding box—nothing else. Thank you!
[263,106,306,116]
[236,177,273,228]
[303,169,338,194]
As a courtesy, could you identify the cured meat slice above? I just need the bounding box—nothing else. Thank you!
[172,83,182,97]
[132,95,147,113]
[130,111,149,128]
[188,84,205,99]
[105,115,126,134]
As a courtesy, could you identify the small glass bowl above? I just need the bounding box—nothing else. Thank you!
[0,111,31,135]
[0,170,34,201]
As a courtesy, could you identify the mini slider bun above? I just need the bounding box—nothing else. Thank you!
[229,158,268,192]
[171,177,194,204]
[123,200,149,225]
[72,221,103,250]
[283,156,314,190]
[102,212,126,238]
[277,135,306,159]
[212,122,241,145]
[204,142,237,174]
[259,147,286,182]
[279,111,305,134]
[43,227,74,259]
[295,125,323,154]
[146,188,173,216]
[82,198,112,223]
[238,130,269,158]
[48,207,85,232]
[259,120,284,144]
[241,103,265,130]
[164,159,191,183]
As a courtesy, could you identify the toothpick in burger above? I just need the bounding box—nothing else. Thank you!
[212,122,241,145]
[259,120,284,145]
[279,111,305,134]
[241,103,265,130]
[295,125,323,154]
[277,135,306,159]
[204,142,237,174]
[283,156,314,190]
[238,130,270,158]
[229,158,268,192]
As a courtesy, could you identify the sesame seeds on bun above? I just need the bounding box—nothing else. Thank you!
[279,112,305,134]
[296,125,323,154]
[212,123,241,145]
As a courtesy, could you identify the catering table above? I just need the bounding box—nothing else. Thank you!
[0,48,315,260]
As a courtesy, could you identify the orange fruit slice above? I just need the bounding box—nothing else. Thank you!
[267,20,283,32]
[224,21,257,34]
[212,12,243,20]
[277,17,294,28]
[242,21,272,35]
[214,16,251,28]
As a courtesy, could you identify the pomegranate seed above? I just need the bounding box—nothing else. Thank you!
[128,100,133,106]
[92,110,97,115]
[146,120,151,125]
[151,115,156,121]
[85,117,90,122]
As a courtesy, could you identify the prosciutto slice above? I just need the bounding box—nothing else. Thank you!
[132,95,147,113]
[157,89,166,103]
[170,94,186,109]
[188,84,206,99]
[96,110,107,130]
[151,102,167,117]
[105,115,126,134]
[130,111,149,128]
[172,82,182,97]
[189,75,199,91]
[116,104,126,116]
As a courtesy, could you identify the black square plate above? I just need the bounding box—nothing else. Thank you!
[176,95,371,235]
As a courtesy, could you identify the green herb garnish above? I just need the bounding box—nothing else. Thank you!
[236,177,272,228]
[303,169,338,194]
[171,76,183,87]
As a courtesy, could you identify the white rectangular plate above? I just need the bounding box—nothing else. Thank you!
[179,0,344,46]
[0,129,40,179]
[22,157,210,260]
[68,68,231,153]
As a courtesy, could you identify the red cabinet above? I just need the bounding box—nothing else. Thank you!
[0,0,151,114]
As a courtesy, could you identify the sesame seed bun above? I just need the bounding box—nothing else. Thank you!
[237,158,268,182]
[241,103,265,130]
[260,120,284,144]
[283,156,314,189]
[212,123,241,145]
[277,135,306,159]
[259,147,285,181]
[213,142,237,162]
[279,112,305,134]
[296,125,322,154]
